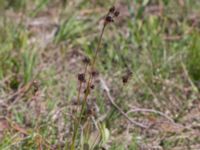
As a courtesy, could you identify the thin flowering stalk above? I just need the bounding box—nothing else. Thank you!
[83,24,106,97]
[70,7,120,150]
[70,62,89,149]
[70,24,106,150]
[72,65,88,125]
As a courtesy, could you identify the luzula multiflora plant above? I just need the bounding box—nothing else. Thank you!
[70,6,120,150]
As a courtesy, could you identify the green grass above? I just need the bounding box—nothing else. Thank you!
[0,0,200,149]
[187,31,200,82]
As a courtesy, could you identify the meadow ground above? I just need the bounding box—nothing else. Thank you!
[0,0,200,149]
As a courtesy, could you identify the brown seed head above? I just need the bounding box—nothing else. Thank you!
[122,76,129,84]
[90,84,95,89]
[82,57,91,64]
[109,6,115,13]
[122,69,132,84]
[114,11,120,17]
[91,70,99,77]
[78,73,86,82]
[105,15,114,23]
[105,7,120,25]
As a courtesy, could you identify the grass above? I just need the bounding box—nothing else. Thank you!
[0,0,200,149]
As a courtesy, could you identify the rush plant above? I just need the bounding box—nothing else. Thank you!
[70,6,120,150]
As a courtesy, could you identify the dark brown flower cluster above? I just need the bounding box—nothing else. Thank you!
[78,73,86,82]
[82,56,91,65]
[122,69,132,84]
[105,6,120,24]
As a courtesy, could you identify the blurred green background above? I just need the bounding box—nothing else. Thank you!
[0,0,200,149]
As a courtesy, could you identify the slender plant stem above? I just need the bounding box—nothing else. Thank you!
[77,65,88,105]
[70,64,88,150]
[70,24,107,150]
